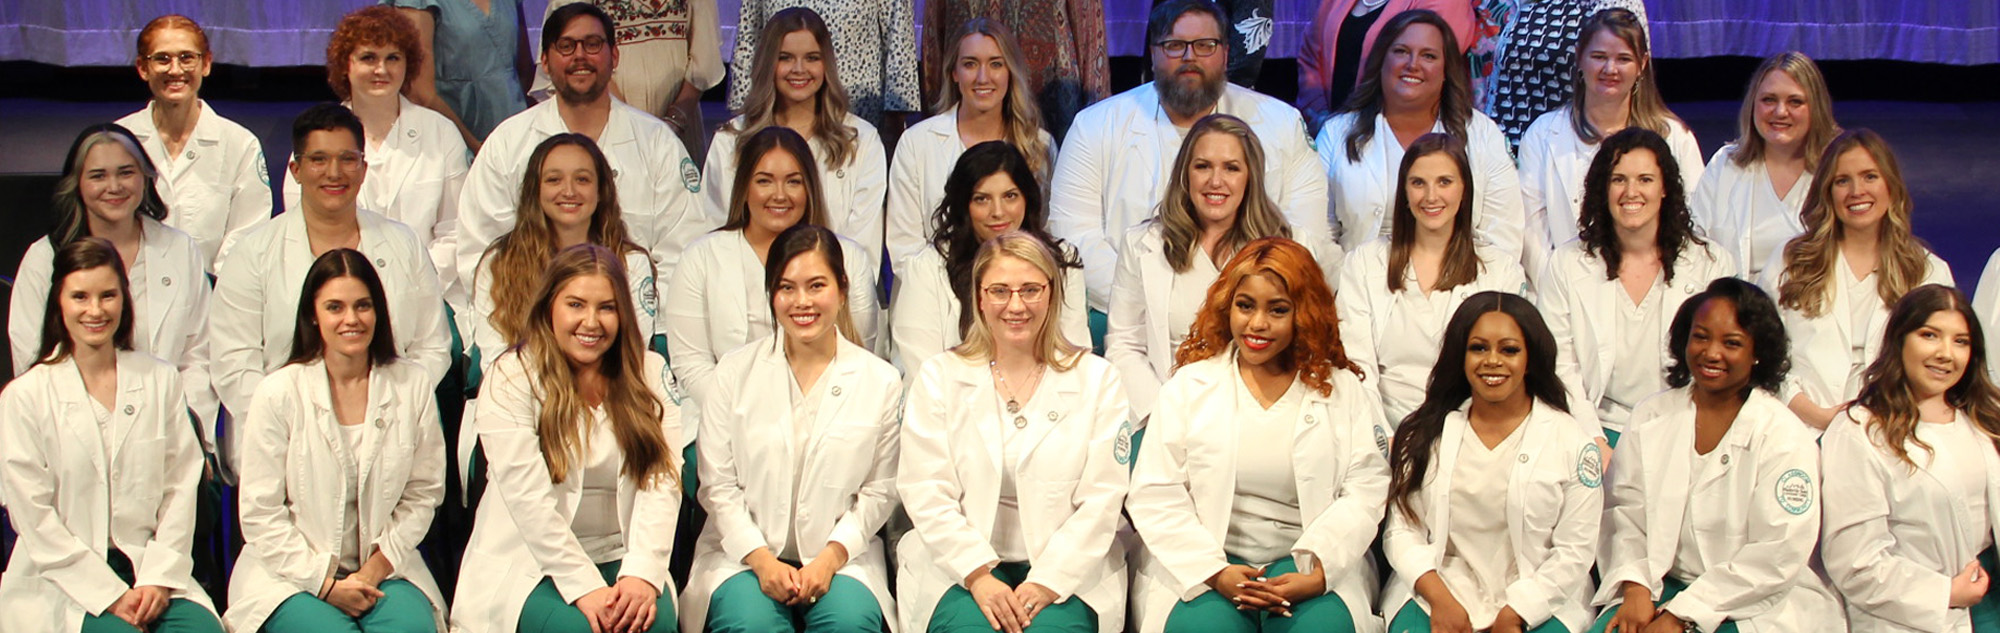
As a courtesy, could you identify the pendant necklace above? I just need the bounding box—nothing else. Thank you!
[990,360,1045,428]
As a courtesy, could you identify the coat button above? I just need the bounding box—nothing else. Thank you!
[1720,454,1730,465]
[1047,411,1058,421]
[375,258,387,268]
[830,386,841,397]
[185,151,195,160]
[407,128,418,138]
[124,405,134,415]
[375,419,387,429]
[1304,414,1316,425]
[162,276,172,287]
[1518,454,1528,463]
[835,169,846,178]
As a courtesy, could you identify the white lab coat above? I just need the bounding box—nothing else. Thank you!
[1759,249,1954,411]
[0,352,216,632]
[703,114,889,262]
[225,359,448,633]
[1540,239,1735,435]
[663,229,880,444]
[887,246,1089,379]
[1381,402,1602,633]
[1125,354,1390,633]
[450,350,683,633]
[682,336,903,631]
[1336,237,1529,429]
[456,97,716,295]
[209,208,451,469]
[1690,145,1808,281]
[118,99,273,273]
[9,218,219,447]
[883,107,1058,268]
[1516,109,1705,288]
[896,351,1133,633]
[1049,83,1335,312]
[1105,224,1341,422]
[1594,388,1842,633]
[1820,407,2000,632]
[284,96,469,333]
[1974,248,2000,384]
[1317,110,1524,260]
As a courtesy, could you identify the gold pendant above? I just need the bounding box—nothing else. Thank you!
[1005,399,1021,414]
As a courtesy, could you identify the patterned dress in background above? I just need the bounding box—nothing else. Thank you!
[921,0,1112,144]
[1474,0,1646,151]
[729,0,921,124]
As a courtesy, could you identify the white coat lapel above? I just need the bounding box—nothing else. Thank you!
[139,222,176,350]
[107,356,151,466]
[954,363,1006,480]
[51,360,109,477]
[1138,231,1174,375]
[1589,266,1620,392]
[1016,366,1082,468]
[367,100,420,207]
[1647,398,1696,581]
[1506,406,1554,558]
[802,342,863,464]
[1429,412,1465,550]
[303,362,361,479]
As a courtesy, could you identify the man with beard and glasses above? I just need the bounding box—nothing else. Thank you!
[1048,0,1332,348]
[457,3,718,304]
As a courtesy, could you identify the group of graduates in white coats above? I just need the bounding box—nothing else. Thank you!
[7,1,2000,633]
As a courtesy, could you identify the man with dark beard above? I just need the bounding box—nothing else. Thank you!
[1049,0,1333,338]
[457,3,719,305]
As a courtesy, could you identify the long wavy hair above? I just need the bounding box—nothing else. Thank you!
[929,141,1079,336]
[719,126,831,233]
[1386,133,1481,293]
[952,232,1085,371]
[763,223,862,346]
[286,249,399,367]
[36,237,137,366]
[515,245,676,490]
[50,124,169,250]
[1388,292,1569,525]
[729,7,858,169]
[1850,284,2000,469]
[1776,129,1933,318]
[931,18,1051,182]
[1576,127,1706,284]
[1339,9,1472,163]
[1174,237,1356,394]
[1664,277,1789,399]
[1156,114,1293,274]
[1728,51,1839,171]
[1565,9,1682,144]
[483,134,651,347]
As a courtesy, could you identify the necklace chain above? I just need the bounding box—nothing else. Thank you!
[990,360,1045,421]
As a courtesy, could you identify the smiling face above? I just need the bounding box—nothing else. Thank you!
[59,266,123,351]
[1685,298,1756,398]
[1829,146,1891,235]
[743,147,809,242]
[137,27,210,105]
[544,15,616,105]
[1464,311,1530,407]
[289,129,366,215]
[313,275,378,361]
[1228,272,1296,370]
[1187,131,1250,232]
[977,254,1051,352]
[1404,152,1463,236]
[1578,29,1641,108]
[773,249,843,347]
[969,170,1027,241]
[1607,147,1664,237]
[1380,22,1446,111]
[538,144,600,239]
[775,29,826,110]
[1151,12,1227,116]
[79,141,145,228]
[953,33,1009,116]
[346,43,408,101]
[1902,308,1972,404]
[550,273,620,369]
[1753,69,1811,152]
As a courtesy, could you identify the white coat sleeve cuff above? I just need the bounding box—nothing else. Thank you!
[825,522,870,562]
[957,558,1002,590]
[1025,567,1079,601]
[1504,578,1558,628]
[554,566,610,605]
[1659,596,1726,633]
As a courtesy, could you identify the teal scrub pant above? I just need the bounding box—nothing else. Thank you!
[81,550,223,633]
[262,579,436,632]
[1387,600,1568,633]
[929,562,1097,633]
[1586,577,1737,633]
[519,561,678,633]
[706,569,884,632]
[1087,309,1107,355]
[1602,428,1621,448]
[1976,547,2000,630]
[1162,557,1358,633]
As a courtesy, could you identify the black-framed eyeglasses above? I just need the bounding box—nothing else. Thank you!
[554,35,609,56]
[1155,38,1224,58]
[146,52,204,70]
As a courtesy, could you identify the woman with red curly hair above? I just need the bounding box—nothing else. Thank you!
[1126,237,1391,633]
[286,5,471,340]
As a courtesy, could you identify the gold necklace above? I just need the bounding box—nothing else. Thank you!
[990,360,1044,428]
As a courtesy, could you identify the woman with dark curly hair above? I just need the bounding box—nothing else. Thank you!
[1538,127,1734,444]
[1590,277,1841,633]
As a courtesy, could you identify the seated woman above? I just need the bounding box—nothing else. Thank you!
[1590,277,1841,633]
[450,245,684,633]
[1821,284,2000,631]
[897,232,1132,633]
[1382,292,1600,633]
[682,224,902,632]
[1691,51,1839,281]
[226,249,449,632]
[890,140,1085,377]
[1337,133,1528,430]
[0,237,222,632]
[1126,237,1390,633]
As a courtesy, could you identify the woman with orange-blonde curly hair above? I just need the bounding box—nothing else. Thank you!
[1126,237,1391,633]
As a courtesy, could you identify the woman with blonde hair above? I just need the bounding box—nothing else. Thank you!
[1694,51,1841,280]
[1762,128,1954,429]
[451,244,683,633]
[898,231,1132,633]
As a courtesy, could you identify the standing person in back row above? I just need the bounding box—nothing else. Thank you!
[1050,0,1332,333]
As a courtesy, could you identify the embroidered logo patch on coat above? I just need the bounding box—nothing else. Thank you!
[1577,443,1604,488]
[1776,468,1814,515]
